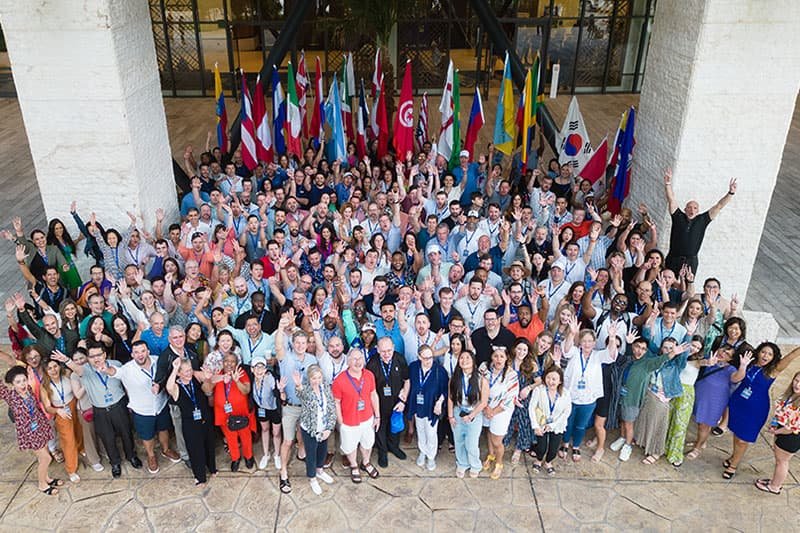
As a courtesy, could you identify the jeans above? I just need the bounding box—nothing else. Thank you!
[300,428,328,478]
[563,402,596,448]
[453,411,483,472]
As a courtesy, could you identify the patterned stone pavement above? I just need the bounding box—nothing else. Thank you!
[0,356,799,532]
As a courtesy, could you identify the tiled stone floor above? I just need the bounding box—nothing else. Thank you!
[0,356,798,532]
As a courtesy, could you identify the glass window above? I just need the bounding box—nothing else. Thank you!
[547,18,580,92]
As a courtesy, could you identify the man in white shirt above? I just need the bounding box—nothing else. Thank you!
[398,306,446,365]
[453,278,498,330]
[538,259,570,323]
[105,341,181,473]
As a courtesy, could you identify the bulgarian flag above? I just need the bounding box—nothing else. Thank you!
[285,62,303,156]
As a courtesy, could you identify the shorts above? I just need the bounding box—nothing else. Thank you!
[256,407,281,425]
[281,405,302,442]
[619,405,640,423]
[339,418,376,455]
[132,405,172,441]
[775,432,800,454]
[483,407,513,436]
[594,394,611,418]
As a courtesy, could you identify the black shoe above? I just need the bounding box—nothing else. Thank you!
[377,452,388,468]
[231,460,240,472]
[111,464,122,478]
[245,457,255,469]
[389,447,407,460]
[129,456,143,469]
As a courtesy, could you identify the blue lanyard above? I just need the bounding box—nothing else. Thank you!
[52,377,66,405]
[634,302,646,315]
[746,366,762,384]
[140,364,154,384]
[247,335,263,355]
[548,281,564,299]
[235,297,247,315]
[180,380,198,408]
[466,301,480,321]
[564,261,576,278]
[22,392,37,419]
[224,381,232,402]
[462,374,472,399]
[419,366,432,389]
[255,376,267,405]
[660,320,676,341]
[547,391,559,415]
[248,232,259,252]
[488,369,502,388]
[94,368,110,390]
[345,371,364,398]
[579,350,589,378]
[128,246,140,265]
[380,361,392,383]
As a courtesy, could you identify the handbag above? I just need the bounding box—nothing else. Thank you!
[81,407,94,423]
[534,406,547,427]
[227,415,249,431]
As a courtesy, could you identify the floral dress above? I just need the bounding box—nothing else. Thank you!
[503,371,537,450]
[0,386,53,450]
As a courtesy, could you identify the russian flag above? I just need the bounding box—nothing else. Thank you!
[463,86,484,160]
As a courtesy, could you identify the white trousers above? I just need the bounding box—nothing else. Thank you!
[414,415,439,460]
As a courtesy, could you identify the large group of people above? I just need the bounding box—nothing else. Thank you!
[1,130,797,499]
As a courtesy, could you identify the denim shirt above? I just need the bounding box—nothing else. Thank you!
[656,351,689,399]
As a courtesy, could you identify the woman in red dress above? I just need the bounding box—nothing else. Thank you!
[0,366,62,495]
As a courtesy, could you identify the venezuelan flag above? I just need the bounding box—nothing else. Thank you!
[493,52,517,155]
[214,63,228,153]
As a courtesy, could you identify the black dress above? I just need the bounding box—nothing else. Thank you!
[175,377,217,483]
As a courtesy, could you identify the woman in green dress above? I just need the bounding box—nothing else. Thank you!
[47,218,83,291]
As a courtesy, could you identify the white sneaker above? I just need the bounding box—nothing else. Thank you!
[274,456,281,470]
[69,472,81,483]
[426,457,437,471]
[610,437,626,452]
[416,453,426,467]
[619,444,632,462]
[309,478,322,495]
[92,463,104,472]
[258,455,269,470]
[317,470,334,484]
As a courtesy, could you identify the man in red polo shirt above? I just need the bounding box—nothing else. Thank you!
[332,349,381,482]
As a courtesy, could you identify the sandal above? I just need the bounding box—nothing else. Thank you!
[723,458,732,469]
[511,451,521,466]
[279,477,292,494]
[546,466,555,476]
[490,463,504,480]
[482,454,496,471]
[711,426,727,436]
[754,479,782,494]
[591,449,604,463]
[722,467,736,480]
[531,463,542,473]
[686,449,701,460]
[40,486,58,496]
[557,445,568,460]
[47,478,64,487]
[671,461,683,468]
[360,462,380,479]
[350,467,362,484]
[571,448,581,462]
[641,455,658,465]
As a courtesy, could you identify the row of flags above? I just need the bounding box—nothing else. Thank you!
[214,50,635,212]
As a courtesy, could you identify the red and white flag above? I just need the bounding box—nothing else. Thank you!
[577,136,608,185]
[369,48,383,140]
[239,70,258,170]
[393,60,415,159]
[309,56,325,146]
[285,62,303,156]
[463,86,485,160]
[296,51,308,139]
[253,73,273,164]
[416,92,429,150]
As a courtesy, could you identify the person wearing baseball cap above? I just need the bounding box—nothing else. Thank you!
[416,241,454,287]
[453,146,481,207]
[251,355,282,470]
[538,258,570,323]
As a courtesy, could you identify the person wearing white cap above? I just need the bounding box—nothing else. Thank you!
[453,149,481,207]
[415,243,453,287]
[454,210,488,261]
[250,356,282,470]
[538,258,570,323]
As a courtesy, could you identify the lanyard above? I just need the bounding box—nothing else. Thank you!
[314,388,326,413]
[52,377,67,405]
[113,248,120,270]
[180,380,198,408]
[380,361,392,384]
[547,390,559,416]
[462,374,472,399]
[255,376,267,405]
[463,230,478,251]
[94,368,110,390]
[247,334,263,355]
[128,246,140,265]
[419,366,432,389]
[39,249,49,265]
[22,392,37,419]
[660,320,676,341]
[331,357,346,378]
[234,297,247,315]
[139,362,154,384]
[579,350,590,378]
[345,371,364,399]
[417,331,431,352]
[548,281,564,299]
[564,261,576,279]
[465,300,481,321]
[233,216,243,234]
[746,366,762,384]
[487,221,499,238]
[31,368,42,385]
[248,232,260,252]
[488,369,502,389]
[634,302,646,315]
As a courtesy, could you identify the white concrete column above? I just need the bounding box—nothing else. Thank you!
[631,0,800,304]
[0,0,178,229]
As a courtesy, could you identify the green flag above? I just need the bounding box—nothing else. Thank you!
[448,69,461,169]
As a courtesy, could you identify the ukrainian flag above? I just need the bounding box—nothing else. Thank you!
[493,52,518,155]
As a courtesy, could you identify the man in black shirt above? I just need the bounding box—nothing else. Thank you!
[366,337,410,468]
[662,168,736,274]
[234,291,278,334]
[470,309,516,367]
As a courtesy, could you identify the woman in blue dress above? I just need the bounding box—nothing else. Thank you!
[503,339,542,464]
[723,343,800,479]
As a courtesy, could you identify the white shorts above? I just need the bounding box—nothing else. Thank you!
[339,418,375,455]
[483,407,514,436]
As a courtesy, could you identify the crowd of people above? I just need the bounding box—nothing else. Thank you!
[1,131,798,499]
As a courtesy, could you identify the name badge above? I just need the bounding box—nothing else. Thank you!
[192,408,202,421]
[740,387,752,400]
[30,421,39,432]
[104,392,114,404]
[224,402,233,414]
[383,386,392,397]
[577,380,586,390]
[545,417,553,425]
[416,393,425,405]
[257,407,267,418]
[357,400,366,411]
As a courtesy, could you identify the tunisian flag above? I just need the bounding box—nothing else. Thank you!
[393,60,415,158]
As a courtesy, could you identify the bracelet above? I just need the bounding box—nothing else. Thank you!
[728,191,735,196]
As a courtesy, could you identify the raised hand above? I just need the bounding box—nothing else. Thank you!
[292,370,302,387]
[14,244,28,264]
[728,178,737,195]
[172,357,182,371]
[740,350,754,368]
[625,327,639,345]
[663,168,672,186]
